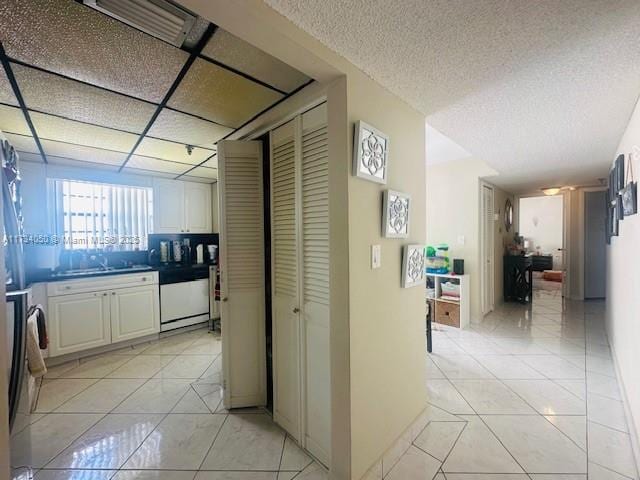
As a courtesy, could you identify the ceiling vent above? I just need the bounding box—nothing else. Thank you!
[84,0,196,47]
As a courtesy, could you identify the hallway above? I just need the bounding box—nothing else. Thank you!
[388,290,636,479]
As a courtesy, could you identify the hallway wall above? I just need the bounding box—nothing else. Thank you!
[607,95,640,464]
[519,195,564,269]
[426,158,497,320]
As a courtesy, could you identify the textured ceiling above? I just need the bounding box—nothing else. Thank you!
[425,125,471,166]
[265,0,640,192]
[0,0,312,183]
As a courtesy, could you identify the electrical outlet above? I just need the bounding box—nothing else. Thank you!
[371,245,381,269]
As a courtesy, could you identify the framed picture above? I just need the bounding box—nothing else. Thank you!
[382,190,411,238]
[621,150,637,217]
[609,203,619,237]
[401,244,425,288]
[616,194,624,221]
[353,121,389,184]
[615,154,625,194]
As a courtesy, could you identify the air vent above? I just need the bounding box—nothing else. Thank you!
[84,0,196,47]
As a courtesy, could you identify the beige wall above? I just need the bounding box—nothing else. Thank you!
[607,96,640,465]
[346,76,427,479]
[177,2,428,478]
[426,158,497,320]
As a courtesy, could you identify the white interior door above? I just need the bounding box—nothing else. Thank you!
[218,140,266,409]
[271,119,301,440]
[481,184,495,315]
[300,104,330,465]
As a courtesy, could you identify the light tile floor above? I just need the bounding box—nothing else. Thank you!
[12,288,638,480]
[11,328,326,480]
[388,287,638,480]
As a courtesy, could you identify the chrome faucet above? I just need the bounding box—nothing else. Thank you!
[90,254,109,270]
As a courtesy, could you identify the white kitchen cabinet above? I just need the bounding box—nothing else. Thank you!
[47,273,160,357]
[184,182,212,233]
[153,178,185,233]
[110,284,160,343]
[153,178,211,233]
[48,291,111,357]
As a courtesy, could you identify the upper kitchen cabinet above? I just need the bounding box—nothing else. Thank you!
[153,178,211,234]
[185,182,212,233]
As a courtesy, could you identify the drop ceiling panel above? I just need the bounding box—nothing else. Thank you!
[41,140,127,166]
[122,168,176,179]
[13,63,156,133]
[0,68,18,106]
[187,166,218,179]
[134,137,215,165]
[183,175,216,184]
[199,157,218,169]
[0,0,188,103]
[127,155,192,175]
[46,155,120,172]
[3,133,39,154]
[0,105,31,136]
[202,29,311,93]
[147,109,232,147]
[168,58,283,127]
[15,151,45,164]
[31,112,138,152]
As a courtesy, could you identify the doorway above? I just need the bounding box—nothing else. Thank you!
[584,190,606,299]
[518,195,564,294]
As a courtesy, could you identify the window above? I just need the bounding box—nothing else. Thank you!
[51,179,153,250]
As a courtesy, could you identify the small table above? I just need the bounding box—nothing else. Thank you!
[504,255,533,303]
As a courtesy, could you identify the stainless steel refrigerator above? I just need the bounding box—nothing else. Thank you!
[2,135,31,477]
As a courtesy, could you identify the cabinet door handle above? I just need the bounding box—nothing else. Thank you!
[103,292,108,296]
[111,292,116,295]
[141,277,147,281]
[222,297,228,302]
[293,307,300,314]
[64,285,71,290]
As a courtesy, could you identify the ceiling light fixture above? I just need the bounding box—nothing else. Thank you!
[83,0,196,47]
[542,187,562,196]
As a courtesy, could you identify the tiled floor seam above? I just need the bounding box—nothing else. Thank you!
[442,375,529,475]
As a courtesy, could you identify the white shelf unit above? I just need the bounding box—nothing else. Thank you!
[426,272,470,329]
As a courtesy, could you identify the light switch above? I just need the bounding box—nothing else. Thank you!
[457,235,465,245]
[371,244,381,269]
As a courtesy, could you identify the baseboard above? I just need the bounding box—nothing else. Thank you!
[609,343,640,474]
[359,405,430,480]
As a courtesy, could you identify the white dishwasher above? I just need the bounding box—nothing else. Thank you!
[159,266,210,332]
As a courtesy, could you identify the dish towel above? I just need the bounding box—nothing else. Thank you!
[27,304,48,349]
[26,310,47,377]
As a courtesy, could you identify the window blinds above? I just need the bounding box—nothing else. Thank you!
[51,179,153,250]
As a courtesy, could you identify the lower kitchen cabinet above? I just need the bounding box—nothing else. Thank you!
[110,285,159,343]
[48,291,112,357]
[47,272,160,357]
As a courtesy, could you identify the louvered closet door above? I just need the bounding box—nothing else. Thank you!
[218,140,266,409]
[271,119,301,440]
[300,103,330,465]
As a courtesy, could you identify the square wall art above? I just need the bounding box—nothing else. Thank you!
[402,244,425,288]
[353,120,389,184]
[383,190,411,238]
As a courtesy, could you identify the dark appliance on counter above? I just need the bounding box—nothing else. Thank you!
[148,233,219,332]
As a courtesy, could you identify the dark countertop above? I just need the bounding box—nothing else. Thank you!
[28,262,216,284]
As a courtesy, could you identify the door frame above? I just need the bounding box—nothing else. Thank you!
[479,181,495,315]
[516,191,570,298]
